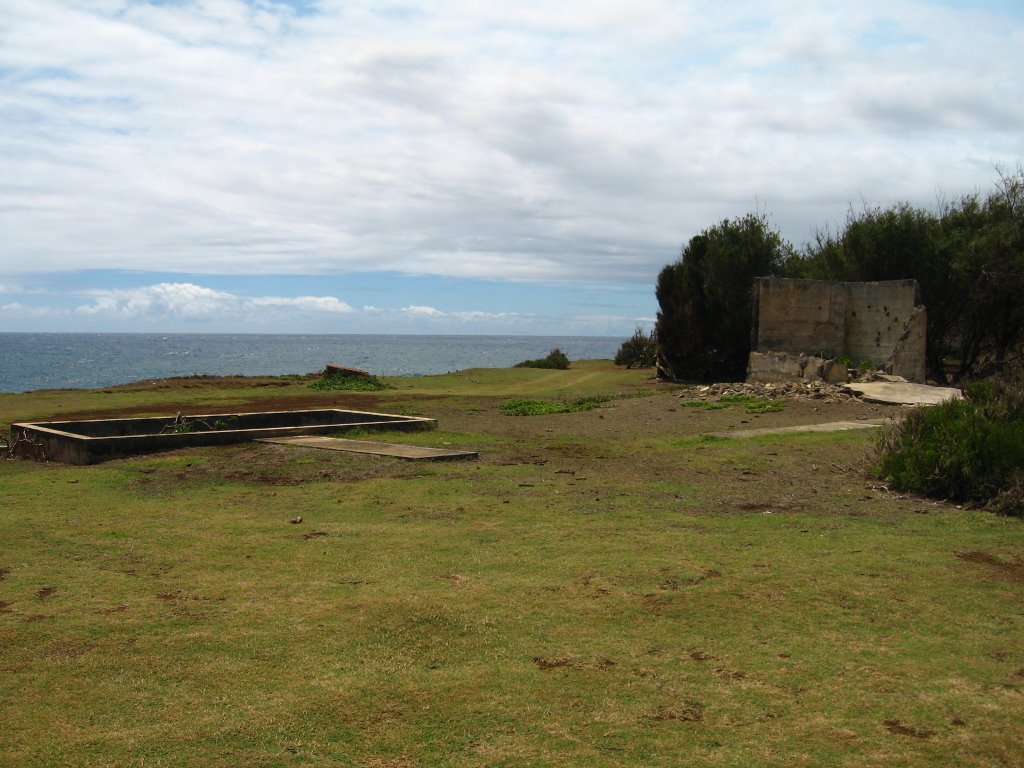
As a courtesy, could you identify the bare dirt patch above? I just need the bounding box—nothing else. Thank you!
[884,719,936,739]
[647,701,705,723]
[956,551,1024,583]
[531,655,616,671]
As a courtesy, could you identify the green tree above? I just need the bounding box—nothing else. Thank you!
[655,214,792,381]
[794,168,1024,381]
[798,203,951,378]
[614,327,657,368]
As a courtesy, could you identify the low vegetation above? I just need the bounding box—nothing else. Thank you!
[1,362,1022,766]
[499,395,611,416]
[877,370,1024,515]
[681,393,783,414]
[309,370,391,391]
[514,348,570,370]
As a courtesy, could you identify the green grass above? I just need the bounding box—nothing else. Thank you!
[681,395,781,413]
[1,365,1022,767]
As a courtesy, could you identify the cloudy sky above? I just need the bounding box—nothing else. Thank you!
[1,0,1022,335]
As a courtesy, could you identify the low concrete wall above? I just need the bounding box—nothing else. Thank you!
[11,409,437,465]
[749,278,926,383]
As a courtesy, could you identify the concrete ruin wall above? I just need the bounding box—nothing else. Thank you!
[748,278,926,383]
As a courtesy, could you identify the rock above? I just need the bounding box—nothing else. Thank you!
[322,364,371,378]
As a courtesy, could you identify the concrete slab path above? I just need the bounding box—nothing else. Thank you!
[258,436,478,461]
[844,382,962,406]
[714,419,888,439]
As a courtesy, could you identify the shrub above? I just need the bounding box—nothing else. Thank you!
[514,348,570,370]
[309,372,391,391]
[614,327,657,368]
[876,373,1024,514]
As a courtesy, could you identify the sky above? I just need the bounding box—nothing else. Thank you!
[1,0,1022,336]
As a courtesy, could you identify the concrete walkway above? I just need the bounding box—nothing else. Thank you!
[258,435,478,461]
[714,419,888,439]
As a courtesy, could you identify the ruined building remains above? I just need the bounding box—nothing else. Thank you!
[747,278,926,384]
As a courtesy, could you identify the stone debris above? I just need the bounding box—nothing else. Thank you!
[674,379,853,403]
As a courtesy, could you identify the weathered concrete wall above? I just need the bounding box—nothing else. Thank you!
[842,280,921,370]
[753,279,848,358]
[749,278,926,383]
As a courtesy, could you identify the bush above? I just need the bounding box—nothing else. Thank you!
[309,372,391,391]
[655,214,792,382]
[876,372,1024,514]
[514,348,570,370]
[615,327,657,368]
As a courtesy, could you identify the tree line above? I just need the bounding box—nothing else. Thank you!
[644,168,1024,383]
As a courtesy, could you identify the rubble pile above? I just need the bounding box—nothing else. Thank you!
[673,379,853,403]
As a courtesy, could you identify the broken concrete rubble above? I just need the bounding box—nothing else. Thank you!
[674,379,855,403]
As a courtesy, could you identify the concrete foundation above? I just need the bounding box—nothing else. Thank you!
[11,408,436,465]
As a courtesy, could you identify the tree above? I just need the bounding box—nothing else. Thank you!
[655,214,792,381]
[798,203,952,378]
[614,327,657,368]
[794,168,1024,381]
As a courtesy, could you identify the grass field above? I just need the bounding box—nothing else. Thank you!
[1,362,1022,767]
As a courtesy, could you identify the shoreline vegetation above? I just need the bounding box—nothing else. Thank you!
[2,361,1022,766]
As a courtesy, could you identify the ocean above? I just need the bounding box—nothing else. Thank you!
[0,333,622,393]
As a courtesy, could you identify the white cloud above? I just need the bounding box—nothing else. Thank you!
[1,301,60,317]
[250,295,354,313]
[0,0,1021,288]
[401,305,446,317]
[72,282,352,320]
[76,283,235,317]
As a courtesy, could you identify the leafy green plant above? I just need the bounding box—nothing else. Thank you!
[680,400,727,410]
[309,372,391,391]
[514,348,571,370]
[718,393,783,412]
[744,400,783,413]
[499,395,610,416]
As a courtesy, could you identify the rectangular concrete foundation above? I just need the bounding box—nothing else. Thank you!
[11,409,436,465]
